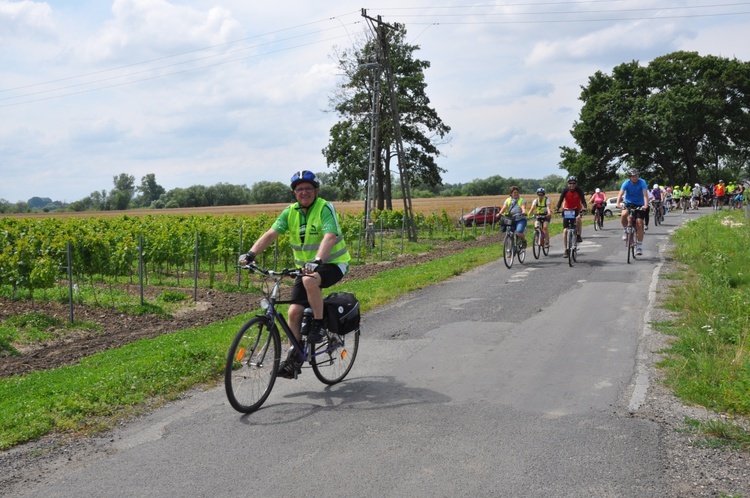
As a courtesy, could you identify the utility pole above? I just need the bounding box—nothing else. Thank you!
[361,9,418,242]
[361,60,380,248]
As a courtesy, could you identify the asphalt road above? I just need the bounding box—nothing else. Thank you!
[16,213,686,497]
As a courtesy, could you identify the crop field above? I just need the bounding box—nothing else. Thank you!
[10,195,511,220]
[9,192,620,220]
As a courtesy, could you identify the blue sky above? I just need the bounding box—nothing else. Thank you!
[1,1,749,203]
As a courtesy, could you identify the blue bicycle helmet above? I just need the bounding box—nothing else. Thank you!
[537,188,546,194]
[290,170,320,189]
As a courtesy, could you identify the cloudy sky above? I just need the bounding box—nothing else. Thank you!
[1,1,748,203]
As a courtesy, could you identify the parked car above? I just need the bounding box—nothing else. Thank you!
[603,197,622,218]
[459,206,501,226]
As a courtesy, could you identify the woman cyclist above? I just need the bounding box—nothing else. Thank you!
[588,188,606,227]
[500,186,528,248]
[529,187,552,248]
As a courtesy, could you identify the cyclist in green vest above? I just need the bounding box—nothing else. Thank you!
[529,187,551,248]
[239,170,350,379]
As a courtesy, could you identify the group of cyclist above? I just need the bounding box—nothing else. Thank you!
[668,180,746,210]
[500,170,750,260]
[498,169,654,258]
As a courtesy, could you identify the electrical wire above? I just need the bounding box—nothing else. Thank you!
[2,2,748,107]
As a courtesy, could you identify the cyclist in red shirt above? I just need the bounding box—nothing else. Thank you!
[555,176,588,257]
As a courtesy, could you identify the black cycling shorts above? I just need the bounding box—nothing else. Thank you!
[290,263,345,305]
[624,203,646,219]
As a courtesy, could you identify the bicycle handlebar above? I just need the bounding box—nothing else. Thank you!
[239,263,303,278]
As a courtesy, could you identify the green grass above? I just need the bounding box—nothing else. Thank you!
[655,210,750,447]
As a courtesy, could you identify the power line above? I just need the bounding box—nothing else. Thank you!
[0,12,362,95]
[2,2,748,107]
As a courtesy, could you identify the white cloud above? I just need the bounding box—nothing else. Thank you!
[0,0,56,40]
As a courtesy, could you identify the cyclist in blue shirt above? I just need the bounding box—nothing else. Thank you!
[616,169,649,255]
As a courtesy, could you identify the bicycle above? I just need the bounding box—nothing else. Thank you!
[531,215,550,259]
[225,263,360,414]
[501,216,526,268]
[651,200,663,226]
[561,209,580,267]
[623,204,643,264]
[592,205,604,231]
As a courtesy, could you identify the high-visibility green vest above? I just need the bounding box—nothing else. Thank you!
[287,197,350,268]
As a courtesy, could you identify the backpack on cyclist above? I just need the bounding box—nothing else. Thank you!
[323,292,360,335]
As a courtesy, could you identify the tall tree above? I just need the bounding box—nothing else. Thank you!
[323,24,451,210]
[562,51,750,186]
[110,173,135,210]
[135,173,166,207]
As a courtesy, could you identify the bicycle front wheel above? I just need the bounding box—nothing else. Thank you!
[626,230,634,264]
[225,316,280,414]
[312,328,360,385]
[532,229,541,259]
[503,233,514,268]
[593,213,599,231]
[567,230,575,267]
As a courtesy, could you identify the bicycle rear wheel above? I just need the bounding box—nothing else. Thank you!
[518,242,526,264]
[503,233,514,268]
[542,232,550,256]
[593,213,600,231]
[225,316,280,414]
[532,229,541,259]
[312,328,360,385]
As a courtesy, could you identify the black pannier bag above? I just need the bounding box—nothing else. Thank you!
[323,292,360,335]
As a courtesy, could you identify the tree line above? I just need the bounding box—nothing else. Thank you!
[0,172,576,215]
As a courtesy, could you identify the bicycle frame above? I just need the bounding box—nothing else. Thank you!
[248,266,338,364]
[624,206,640,263]
[562,209,579,266]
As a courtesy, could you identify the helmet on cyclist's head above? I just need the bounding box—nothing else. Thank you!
[567,176,577,183]
[290,170,320,190]
[627,169,639,176]
[694,183,700,187]
[653,184,659,189]
[537,187,545,195]
[595,188,601,193]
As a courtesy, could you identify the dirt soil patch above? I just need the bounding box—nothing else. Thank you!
[0,234,499,378]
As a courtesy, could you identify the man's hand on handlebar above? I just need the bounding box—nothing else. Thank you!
[238,250,255,265]
[303,258,322,273]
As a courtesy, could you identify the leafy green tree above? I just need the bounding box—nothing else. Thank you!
[27,197,52,209]
[248,181,290,204]
[110,173,135,210]
[323,25,451,209]
[135,173,166,207]
[205,183,251,206]
[562,51,750,186]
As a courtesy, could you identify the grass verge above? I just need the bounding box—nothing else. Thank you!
[656,210,750,447]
